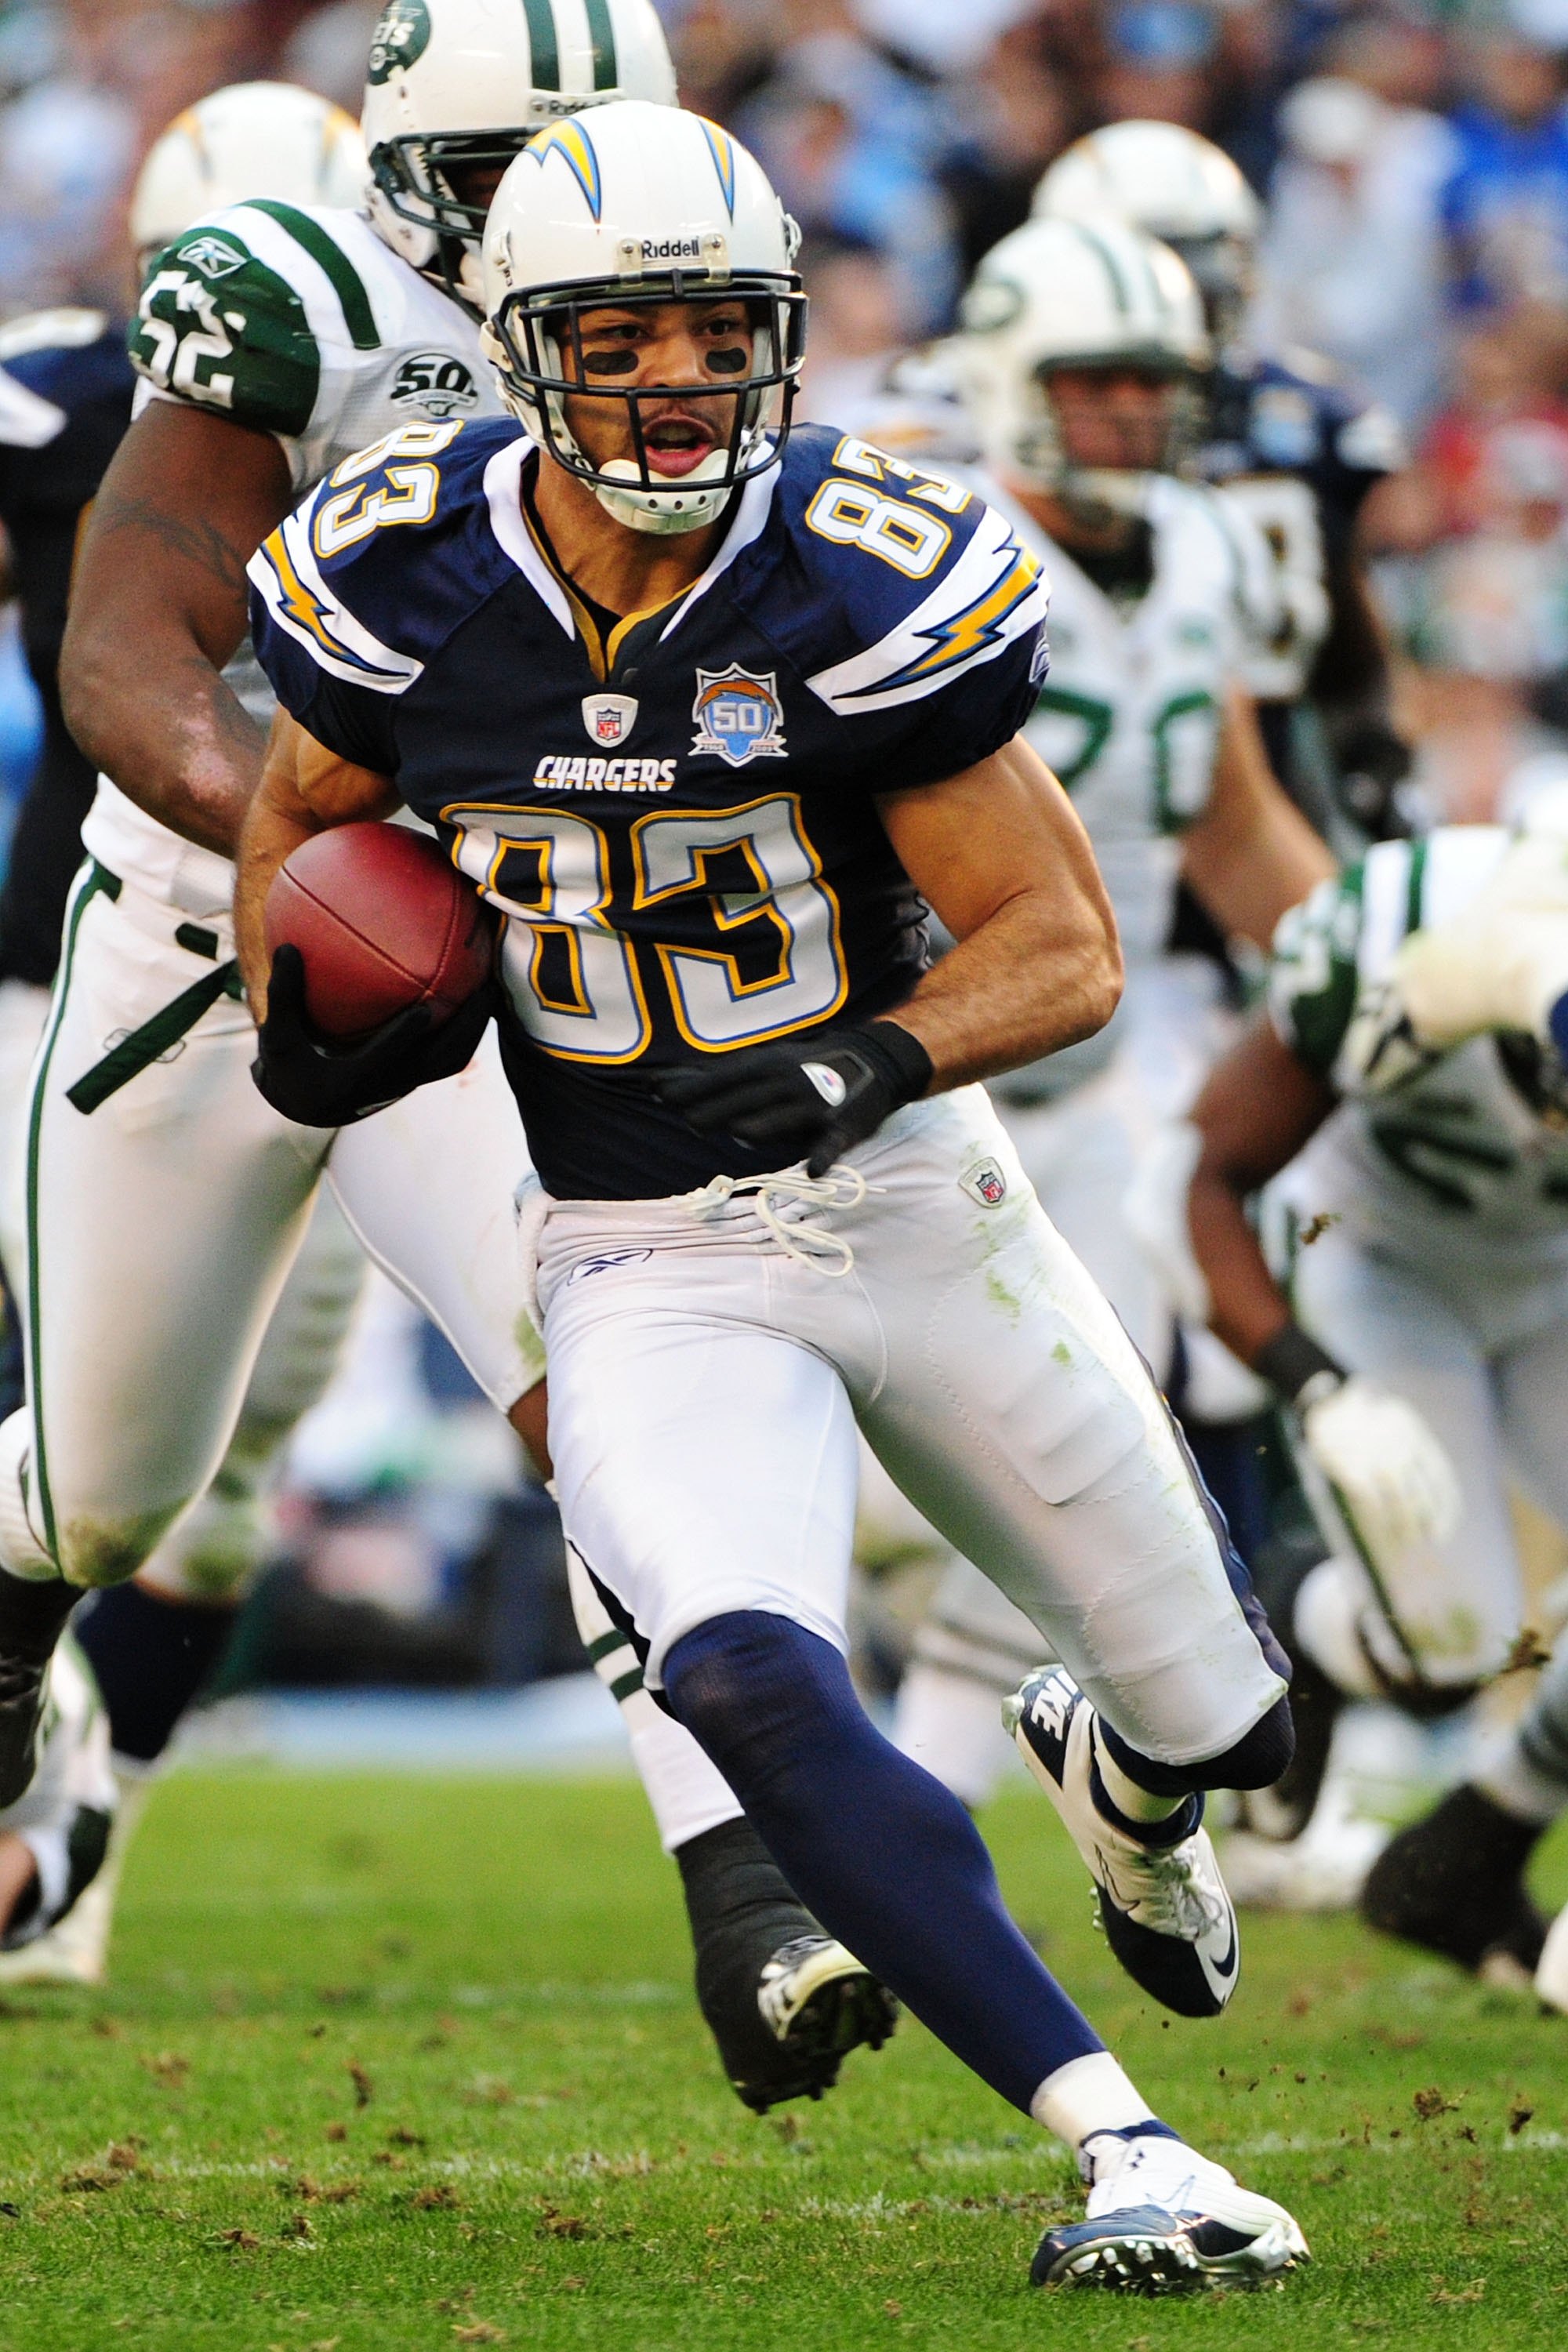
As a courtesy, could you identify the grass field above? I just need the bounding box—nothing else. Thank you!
[0,1769,1563,2352]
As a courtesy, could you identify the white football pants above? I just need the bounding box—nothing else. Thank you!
[1283,1207,1568,1693]
[0,859,543,1588]
[538,1089,1286,1769]
[0,975,365,1603]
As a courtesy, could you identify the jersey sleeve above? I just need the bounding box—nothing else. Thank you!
[771,434,1049,787]
[1267,865,1366,1078]
[248,417,512,772]
[129,201,382,487]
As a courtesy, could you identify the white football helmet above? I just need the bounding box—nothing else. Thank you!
[364,0,677,314]
[481,102,804,535]
[1033,120,1260,345]
[954,216,1208,515]
[129,82,368,270]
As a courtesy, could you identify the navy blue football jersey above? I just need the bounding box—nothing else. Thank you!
[0,309,136,987]
[1201,349,1404,558]
[250,419,1048,1199]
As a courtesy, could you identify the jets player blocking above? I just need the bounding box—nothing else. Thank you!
[1168,799,1568,1929]
[240,100,1307,2291]
[13,12,890,2104]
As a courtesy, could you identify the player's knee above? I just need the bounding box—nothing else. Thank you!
[1195,1694,1297,1791]
[663,1612,855,1796]
[1098,1693,1296,1795]
[57,1500,189,1590]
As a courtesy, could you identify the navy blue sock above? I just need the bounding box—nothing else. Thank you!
[1098,1693,1296,1801]
[662,1611,1104,2115]
[74,1582,236,1765]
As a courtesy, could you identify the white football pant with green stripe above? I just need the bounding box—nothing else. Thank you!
[0,856,543,1588]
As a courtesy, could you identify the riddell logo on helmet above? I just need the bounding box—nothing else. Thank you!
[642,237,702,261]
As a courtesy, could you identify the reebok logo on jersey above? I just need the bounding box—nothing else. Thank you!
[390,351,480,419]
[532,755,676,793]
[180,236,245,280]
[691,667,786,768]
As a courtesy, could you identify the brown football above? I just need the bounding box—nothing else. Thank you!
[264,822,496,1040]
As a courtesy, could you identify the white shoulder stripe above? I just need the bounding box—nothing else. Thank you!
[248,502,423,695]
[806,503,1049,717]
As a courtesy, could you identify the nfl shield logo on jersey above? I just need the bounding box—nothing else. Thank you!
[960,1157,1007,1207]
[691,666,786,768]
[583,693,638,747]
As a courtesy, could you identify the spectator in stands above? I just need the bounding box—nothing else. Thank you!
[1254,71,1457,426]
[1443,26,1568,314]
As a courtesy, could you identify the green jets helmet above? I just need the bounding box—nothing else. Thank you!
[363,0,677,315]
[954,216,1209,515]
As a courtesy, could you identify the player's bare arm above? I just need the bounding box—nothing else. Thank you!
[1176,688,1334,952]
[60,403,293,858]
[1184,1014,1336,1365]
[876,735,1120,1087]
[235,710,399,1019]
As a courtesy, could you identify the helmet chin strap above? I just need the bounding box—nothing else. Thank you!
[591,451,732,535]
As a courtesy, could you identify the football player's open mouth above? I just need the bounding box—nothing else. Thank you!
[642,409,721,479]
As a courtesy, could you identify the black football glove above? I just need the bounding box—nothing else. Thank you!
[251,943,497,1129]
[656,1020,933,1178]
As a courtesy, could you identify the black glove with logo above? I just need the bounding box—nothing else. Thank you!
[656,1020,933,1178]
[252,943,497,1129]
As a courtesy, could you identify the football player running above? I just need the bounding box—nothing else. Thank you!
[1035,120,1410,844]
[240,101,1308,2292]
[10,12,894,2105]
[1160,791,1568,1947]
[889,217,1331,1813]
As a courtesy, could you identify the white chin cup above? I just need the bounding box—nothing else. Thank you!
[590,450,732,535]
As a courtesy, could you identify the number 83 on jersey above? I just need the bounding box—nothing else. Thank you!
[441,794,849,1062]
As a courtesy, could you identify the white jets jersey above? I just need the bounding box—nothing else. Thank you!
[86,200,507,912]
[987,471,1276,972]
[1268,827,1568,1274]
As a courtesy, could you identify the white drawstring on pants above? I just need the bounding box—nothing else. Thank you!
[688,1164,876,1276]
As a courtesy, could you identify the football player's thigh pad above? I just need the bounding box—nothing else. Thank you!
[537,1208,861,1688]
[851,1090,1283,1767]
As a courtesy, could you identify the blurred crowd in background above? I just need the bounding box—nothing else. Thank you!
[9,0,1568,1690]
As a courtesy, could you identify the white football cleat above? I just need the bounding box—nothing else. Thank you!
[1033,2128,1308,2291]
[1004,1666,1240,2017]
[1537,1902,1568,2018]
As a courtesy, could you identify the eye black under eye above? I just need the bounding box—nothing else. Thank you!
[706,347,748,376]
[583,349,640,376]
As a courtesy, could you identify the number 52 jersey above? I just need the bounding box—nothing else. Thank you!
[249,419,1048,1200]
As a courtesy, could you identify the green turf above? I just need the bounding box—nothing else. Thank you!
[0,1769,1563,2351]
